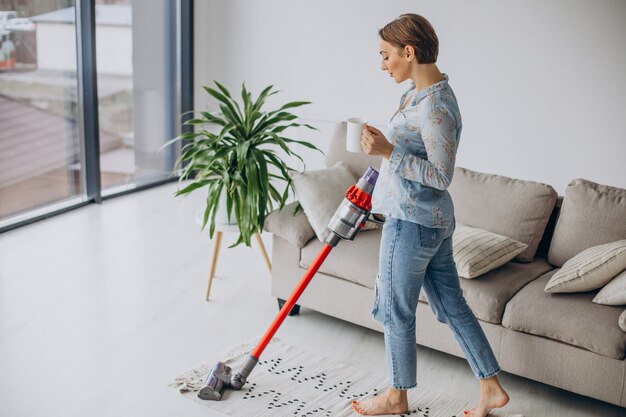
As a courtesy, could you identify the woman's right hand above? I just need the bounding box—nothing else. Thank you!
[361,125,394,159]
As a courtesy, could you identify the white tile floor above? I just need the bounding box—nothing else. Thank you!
[1,182,625,417]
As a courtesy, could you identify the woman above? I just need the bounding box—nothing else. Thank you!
[351,14,510,417]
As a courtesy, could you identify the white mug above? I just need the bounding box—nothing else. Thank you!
[346,117,367,153]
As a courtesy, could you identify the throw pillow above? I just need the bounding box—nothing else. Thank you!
[593,269,626,305]
[263,201,316,248]
[290,161,377,242]
[452,224,528,279]
[619,310,626,332]
[544,240,626,293]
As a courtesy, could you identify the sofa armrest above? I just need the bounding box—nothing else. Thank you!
[264,201,315,248]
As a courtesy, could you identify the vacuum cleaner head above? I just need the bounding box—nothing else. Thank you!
[199,355,259,400]
[198,362,231,400]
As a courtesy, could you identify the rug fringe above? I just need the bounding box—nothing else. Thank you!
[169,337,281,393]
[169,363,211,393]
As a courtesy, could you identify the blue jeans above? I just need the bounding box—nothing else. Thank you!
[371,217,500,389]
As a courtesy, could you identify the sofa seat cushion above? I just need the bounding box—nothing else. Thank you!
[419,258,553,324]
[448,167,557,262]
[300,227,382,289]
[502,270,626,359]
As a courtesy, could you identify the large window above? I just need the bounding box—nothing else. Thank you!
[0,0,192,231]
[95,1,180,194]
[0,1,82,222]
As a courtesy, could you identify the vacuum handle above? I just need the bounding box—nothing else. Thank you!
[366,213,386,225]
[251,242,334,359]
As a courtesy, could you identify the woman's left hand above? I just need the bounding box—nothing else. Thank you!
[361,124,394,159]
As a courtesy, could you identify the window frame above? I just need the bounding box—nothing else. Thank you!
[0,0,193,233]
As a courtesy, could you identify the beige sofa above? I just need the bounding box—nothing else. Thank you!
[264,122,626,407]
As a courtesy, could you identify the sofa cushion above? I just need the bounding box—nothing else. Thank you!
[263,202,315,248]
[548,178,626,267]
[419,258,553,324]
[594,270,626,306]
[544,240,626,293]
[502,270,626,359]
[300,227,382,289]
[325,121,383,180]
[448,167,557,262]
[453,224,528,278]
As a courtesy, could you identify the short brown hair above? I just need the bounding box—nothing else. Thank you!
[379,14,439,64]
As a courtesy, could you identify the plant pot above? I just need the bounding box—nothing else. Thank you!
[215,189,236,225]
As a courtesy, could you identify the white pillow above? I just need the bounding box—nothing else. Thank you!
[453,224,528,279]
[290,161,377,242]
[593,269,626,305]
[263,202,316,248]
[544,240,626,293]
[619,310,626,332]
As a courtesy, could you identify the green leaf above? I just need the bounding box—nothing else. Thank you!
[301,123,319,131]
[200,111,227,126]
[268,183,282,202]
[213,80,233,99]
[252,85,275,113]
[186,118,209,125]
[203,85,243,124]
[275,101,311,111]
[251,149,268,190]
[280,178,291,206]
[278,137,325,154]
[175,180,211,196]
[236,141,251,172]
[204,181,222,236]
[241,82,253,132]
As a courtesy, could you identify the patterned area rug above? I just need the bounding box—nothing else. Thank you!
[170,339,522,417]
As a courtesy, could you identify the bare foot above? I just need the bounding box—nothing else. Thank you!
[463,377,510,417]
[351,388,409,415]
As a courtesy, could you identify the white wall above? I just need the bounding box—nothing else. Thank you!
[194,0,626,194]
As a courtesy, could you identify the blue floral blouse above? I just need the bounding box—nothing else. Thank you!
[371,74,462,229]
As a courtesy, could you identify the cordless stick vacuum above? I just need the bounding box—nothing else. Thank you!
[198,166,382,401]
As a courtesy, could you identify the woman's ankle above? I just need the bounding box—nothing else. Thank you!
[386,387,408,400]
[479,376,502,390]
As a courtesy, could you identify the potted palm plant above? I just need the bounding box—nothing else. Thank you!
[166,81,322,247]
